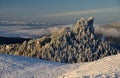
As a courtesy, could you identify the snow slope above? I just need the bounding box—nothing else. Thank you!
[0,54,120,78]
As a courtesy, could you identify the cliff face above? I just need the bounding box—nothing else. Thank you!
[0,17,120,63]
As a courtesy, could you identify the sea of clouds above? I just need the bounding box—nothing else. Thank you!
[0,24,73,38]
[0,24,120,38]
[94,25,120,38]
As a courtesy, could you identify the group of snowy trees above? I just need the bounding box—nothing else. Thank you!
[0,17,120,63]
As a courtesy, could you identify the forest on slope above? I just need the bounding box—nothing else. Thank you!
[0,17,120,63]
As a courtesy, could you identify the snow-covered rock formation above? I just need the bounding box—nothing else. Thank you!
[0,17,120,63]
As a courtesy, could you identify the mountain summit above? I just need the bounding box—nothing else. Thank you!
[0,17,120,63]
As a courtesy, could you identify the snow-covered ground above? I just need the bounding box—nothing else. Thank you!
[0,54,120,78]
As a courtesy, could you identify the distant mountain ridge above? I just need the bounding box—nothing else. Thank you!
[0,17,120,63]
[0,36,30,44]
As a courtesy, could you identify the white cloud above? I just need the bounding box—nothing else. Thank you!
[0,24,73,38]
[0,23,120,38]
[94,25,120,38]
[44,7,119,17]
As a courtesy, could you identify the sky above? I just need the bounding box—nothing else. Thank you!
[0,0,120,24]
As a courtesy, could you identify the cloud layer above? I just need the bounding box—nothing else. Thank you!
[44,7,119,17]
[0,24,73,38]
[0,23,120,38]
[94,26,120,38]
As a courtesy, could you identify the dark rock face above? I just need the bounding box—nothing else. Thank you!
[0,17,120,63]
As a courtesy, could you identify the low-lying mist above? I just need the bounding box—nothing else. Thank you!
[0,24,120,38]
[0,24,73,38]
[95,26,120,38]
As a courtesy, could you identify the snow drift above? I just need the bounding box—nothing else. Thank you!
[0,54,120,78]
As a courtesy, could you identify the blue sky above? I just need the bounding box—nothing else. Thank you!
[0,0,120,24]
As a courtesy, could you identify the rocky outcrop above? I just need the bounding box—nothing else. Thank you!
[0,17,120,63]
